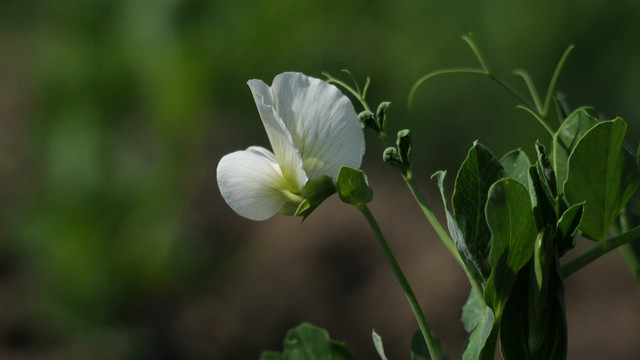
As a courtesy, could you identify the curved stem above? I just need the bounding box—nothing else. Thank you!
[358,204,445,360]
[542,44,575,116]
[561,225,640,278]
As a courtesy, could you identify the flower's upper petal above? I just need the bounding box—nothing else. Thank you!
[217,146,293,221]
[270,72,365,180]
[247,79,307,193]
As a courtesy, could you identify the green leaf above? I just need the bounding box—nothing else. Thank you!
[372,330,388,360]
[270,323,353,360]
[501,149,536,209]
[452,142,504,277]
[336,166,374,207]
[432,171,485,281]
[461,287,496,360]
[295,175,337,219]
[486,179,538,273]
[500,149,531,187]
[485,179,537,311]
[553,109,598,195]
[563,118,639,242]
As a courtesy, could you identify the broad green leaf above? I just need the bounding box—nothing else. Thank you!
[461,287,496,360]
[336,166,373,206]
[372,330,388,360]
[564,118,639,242]
[553,110,598,195]
[486,179,537,273]
[433,170,486,280]
[485,179,537,312]
[452,142,504,276]
[265,323,353,360]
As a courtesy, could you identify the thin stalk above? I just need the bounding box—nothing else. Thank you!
[358,204,445,360]
[403,171,484,295]
[561,224,640,278]
[404,171,462,267]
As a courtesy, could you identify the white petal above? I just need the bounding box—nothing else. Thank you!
[217,146,294,221]
[247,79,307,193]
[270,72,365,180]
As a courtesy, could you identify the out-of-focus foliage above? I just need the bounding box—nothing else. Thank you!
[1,0,640,359]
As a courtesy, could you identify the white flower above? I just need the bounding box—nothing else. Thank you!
[217,72,365,221]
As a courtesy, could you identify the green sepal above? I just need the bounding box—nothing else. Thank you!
[336,166,374,207]
[294,175,337,220]
[259,323,353,360]
[376,101,392,132]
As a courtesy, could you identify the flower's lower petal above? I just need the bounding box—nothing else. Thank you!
[217,146,292,221]
[270,72,365,180]
[248,79,307,193]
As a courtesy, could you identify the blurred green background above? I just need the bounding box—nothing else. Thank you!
[1,0,640,359]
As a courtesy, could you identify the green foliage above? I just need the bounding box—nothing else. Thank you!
[552,110,598,194]
[563,118,639,242]
[259,323,353,360]
[461,288,496,360]
[452,142,504,278]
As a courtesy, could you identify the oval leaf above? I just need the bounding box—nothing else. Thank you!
[563,118,639,242]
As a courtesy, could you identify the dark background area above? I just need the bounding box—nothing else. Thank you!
[1,1,639,359]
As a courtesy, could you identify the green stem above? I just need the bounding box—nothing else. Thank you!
[561,225,640,278]
[358,204,445,360]
[404,171,463,267]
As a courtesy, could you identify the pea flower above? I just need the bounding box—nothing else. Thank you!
[217,72,365,221]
